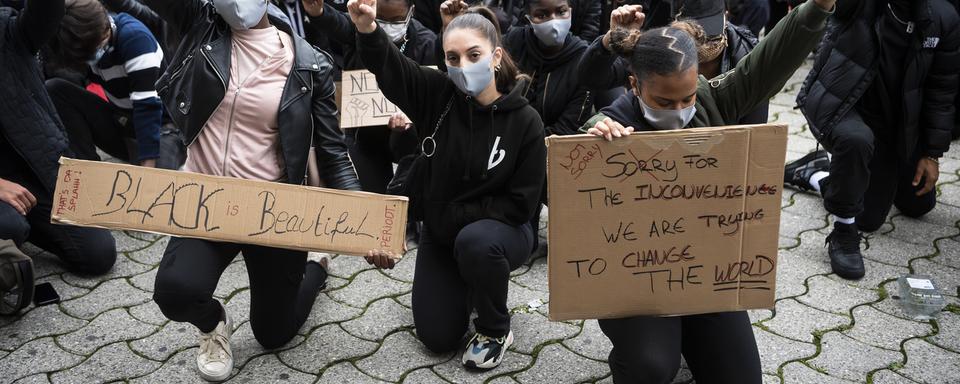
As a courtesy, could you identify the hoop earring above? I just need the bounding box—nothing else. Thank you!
[495,64,502,72]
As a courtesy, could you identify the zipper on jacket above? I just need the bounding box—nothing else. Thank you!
[577,90,592,125]
[221,87,242,175]
[542,72,551,113]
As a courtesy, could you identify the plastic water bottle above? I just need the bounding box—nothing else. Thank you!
[897,274,945,321]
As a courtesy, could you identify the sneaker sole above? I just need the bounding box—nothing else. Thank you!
[464,332,514,370]
[197,311,234,382]
[830,260,865,280]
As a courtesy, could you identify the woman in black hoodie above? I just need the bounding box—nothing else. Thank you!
[349,0,545,370]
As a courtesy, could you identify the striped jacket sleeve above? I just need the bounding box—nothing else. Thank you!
[118,25,164,161]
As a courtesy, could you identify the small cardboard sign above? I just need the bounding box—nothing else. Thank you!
[51,158,408,256]
[339,68,435,129]
[546,125,788,320]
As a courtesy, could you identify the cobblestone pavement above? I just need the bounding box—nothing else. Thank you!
[1,62,959,384]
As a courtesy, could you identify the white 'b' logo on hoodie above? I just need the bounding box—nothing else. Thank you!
[488,136,506,170]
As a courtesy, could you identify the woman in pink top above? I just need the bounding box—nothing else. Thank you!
[142,0,361,380]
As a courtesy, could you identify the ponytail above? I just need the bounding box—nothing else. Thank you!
[446,12,529,93]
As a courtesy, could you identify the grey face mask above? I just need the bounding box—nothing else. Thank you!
[637,95,697,130]
[529,17,571,47]
[212,0,268,31]
[447,55,494,98]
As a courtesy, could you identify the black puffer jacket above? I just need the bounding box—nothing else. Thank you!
[0,0,68,193]
[798,0,960,158]
[142,0,360,189]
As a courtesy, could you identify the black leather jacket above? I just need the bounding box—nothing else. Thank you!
[143,0,360,189]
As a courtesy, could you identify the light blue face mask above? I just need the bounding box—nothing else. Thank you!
[447,55,494,98]
[529,16,572,47]
[637,94,697,130]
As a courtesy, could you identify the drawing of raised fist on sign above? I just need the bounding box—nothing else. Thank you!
[348,98,371,127]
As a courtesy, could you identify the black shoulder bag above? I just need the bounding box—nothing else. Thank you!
[386,98,454,221]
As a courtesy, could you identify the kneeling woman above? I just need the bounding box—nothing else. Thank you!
[582,0,834,382]
[350,0,545,370]
[142,0,361,380]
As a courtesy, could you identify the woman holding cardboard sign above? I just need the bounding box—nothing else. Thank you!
[581,0,835,382]
[140,0,361,379]
[352,0,546,369]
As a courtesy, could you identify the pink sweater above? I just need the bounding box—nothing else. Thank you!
[185,26,294,182]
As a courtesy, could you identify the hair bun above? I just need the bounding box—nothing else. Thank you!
[608,28,643,58]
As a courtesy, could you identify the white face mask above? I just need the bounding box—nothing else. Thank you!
[529,17,571,47]
[637,95,697,130]
[212,0,268,31]
[447,55,494,97]
[377,5,414,43]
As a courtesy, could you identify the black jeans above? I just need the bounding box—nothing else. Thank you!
[45,77,136,163]
[599,311,762,384]
[0,153,116,275]
[344,127,418,194]
[818,110,937,232]
[412,219,533,352]
[153,237,326,349]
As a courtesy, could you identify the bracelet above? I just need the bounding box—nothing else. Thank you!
[927,156,940,164]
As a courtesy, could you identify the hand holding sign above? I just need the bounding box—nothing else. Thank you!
[348,0,377,34]
[387,112,412,132]
[365,249,398,269]
[587,117,635,141]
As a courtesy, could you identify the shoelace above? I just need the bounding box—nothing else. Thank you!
[199,331,231,363]
[826,230,864,253]
[475,333,505,346]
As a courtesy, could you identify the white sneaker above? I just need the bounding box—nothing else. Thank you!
[461,330,514,369]
[197,310,233,382]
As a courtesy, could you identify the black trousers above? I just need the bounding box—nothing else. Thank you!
[599,311,762,384]
[45,78,136,163]
[818,110,936,232]
[0,151,116,275]
[344,127,419,194]
[412,219,533,352]
[153,237,326,349]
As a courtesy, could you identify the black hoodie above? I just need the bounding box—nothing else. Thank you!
[358,26,547,244]
[504,26,593,136]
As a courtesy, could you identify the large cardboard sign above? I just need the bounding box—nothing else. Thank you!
[546,125,788,320]
[51,158,408,256]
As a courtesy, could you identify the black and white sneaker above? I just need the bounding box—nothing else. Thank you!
[784,149,830,191]
[461,331,513,369]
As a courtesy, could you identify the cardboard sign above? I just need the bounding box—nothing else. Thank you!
[51,158,408,256]
[546,125,788,320]
[339,68,436,129]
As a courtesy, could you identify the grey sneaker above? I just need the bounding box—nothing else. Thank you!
[461,330,514,369]
[784,150,830,191]
[197,309,233,381]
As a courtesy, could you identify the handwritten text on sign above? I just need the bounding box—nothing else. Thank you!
[546,125,788,320]
[52,158,408,256]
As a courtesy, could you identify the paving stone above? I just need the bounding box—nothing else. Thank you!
[129,266,158,292]
[561,320,612,361]
[342,298,414,342]
[775,232,834,299]
[20,247,67,280]
[871,369,918,384]
[50,342,160,384]
[749,308,774,324]
[510,312,580,354]
[779,210,826,240]
[898,338,960,384]
[214,260,250,299]
[12,374,51,384]
[781,362,856,384]
[938,183,960,207]
[915,203,960,228]
[844,306,932,351]
[298,294,364,333]
[56,308,156,355]
[328,254,376,279]
[762,299,848,343]
[327,270,411,309]
[114,231,152,252]
[380,249,417,283]
[929,311,960,352]
[400,368,447,383]
[124,230,165,243]
[761,373,779,384]
[280,324,378,373]
[35,274,90,301]
[862,235,935,267]
[779,235,800,249]
[130,320,198,361]
[433,351,530,383]
[0,305,87,350]
[231,321,305,368]
[887,215,960,247]
[808,332,900,382]
[514,344,608,384]
[129,300,168,326]
[224,289,251,326]
[226,354,316,383]
[356,331,452,382]
[797,276,879,315]
[753,327,816,374]
[932,237,960,269]
[490,377,522,384]
[325,275,351,291]
[317,362,389,384]
[506,282,548,312]
[0,337,83,381]
[62,254,153,289]
[871,280,923,321]
[126,236,168,265]
[827,257,910,291]
[511,255,548,293]
[128,348,202,383]
[60,278,152,319]
[910,259,960,297]
[396,293,413,308]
